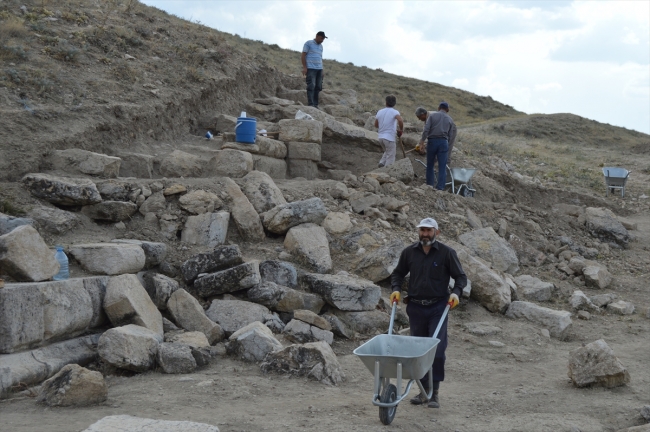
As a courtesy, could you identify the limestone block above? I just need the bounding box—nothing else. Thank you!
[38,364,107,406]
[159,150,204,178]
[141,272,179,310]
[227,321,283,362]
[293,309,331,331]
[261,341,344,385]
[278,119,323,144]
[111,239,167,269]
[607,300,635,315]
[156,342,197,374]
[568,339,630,388]
[259,260,298,288]
[207,149,253,178]
[282,319,333,345]
[206,299,276,335]
[51,148,121,178]
[97,324,161,372]
[284,224,332,273]
[27,206,79,235]
[22,173,102,206]
[194,261,261,297]
[138,191,166,216]
[301,273,381,311]
[178,190,223,215]
[118,152,154,178]
[241,171,287,214]
[247,281,324,314]
[286,142,321,161]
[0,225,60,282]
[353,239,404,283]
[513,275,555,302]
[583,265,612,289]
[69,243,145,275]
[262,197,328,234]
[322,212,352,235]
[288,159,318,180]
[180,245,243,282]
[459,227,519,274]
[252,155,287,179]
[167,289,224,344]
[506,301,572,339]
[181,211,229,247]
[222,178,265,241]
[103,274,163,337]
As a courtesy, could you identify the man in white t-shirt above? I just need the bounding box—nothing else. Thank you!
[374,95,404,168]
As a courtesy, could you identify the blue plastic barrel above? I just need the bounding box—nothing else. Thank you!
[235,117,257,144]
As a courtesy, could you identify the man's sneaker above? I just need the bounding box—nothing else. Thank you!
[427,390,440,408]
[378,163,385,168]
[409,392,429,405]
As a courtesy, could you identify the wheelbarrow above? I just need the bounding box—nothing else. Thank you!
[353,299,452,425]
[602,167,630,197]
[414,159,477,197]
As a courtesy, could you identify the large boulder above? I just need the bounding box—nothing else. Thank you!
[159,150,204,178]
[178,190,223,215]
[167,289,224,344]
[508,234,547,267]
[205,299,277,335]
[222,178,265,241]
[241,171,287,214]
[51,149,121,178]
[262,198,328,234]
[181,211,230,247]
[330,310,391,335]
[81,201,138,222]
[513,275,555,302]
[585,207,630,247]
[301,273,381,311]
[259,260,298,288]
[282,319,333,345]
[227,321,283,362]
[38,364,107,406]
[353,239,404,282]
[193,261,261,297]
[207,149,253,178]
[156,342,197,374]
[247,281,325,314]
[321,117,381,152]
[607,300,635,315]
[459,227,519,274]
[103,274,163,337]
[583,265,613,289]
[506,301,572,339]
[568,339,630,388]
[284,224,332,273]
[278,119,323,144]
[22,173,102,206]
[452,243,511,313]
[141,272,179,309]
[69,243,145,275]
[0,225,60,282]
[261,341,344,385]
[82,415,220,432]
[97,324,161,372]
[180,245,243,282]
[27,206,79,235]
[372,158,415,184]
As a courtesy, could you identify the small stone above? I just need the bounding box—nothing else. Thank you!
[640,405,650,422]
[577,311,591,320]
[163,184,187,196]
[488,341,505,347]
[607,300,635,315]
[38,364,107,406]
[540,329,550,338]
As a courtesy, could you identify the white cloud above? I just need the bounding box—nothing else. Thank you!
[141,0,650,134]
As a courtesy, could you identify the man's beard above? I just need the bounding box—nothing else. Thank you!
[419,234,435,247]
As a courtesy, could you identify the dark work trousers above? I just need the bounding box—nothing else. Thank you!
[305,68,323,107]
[426,137,449,190]
[407,298,449,391]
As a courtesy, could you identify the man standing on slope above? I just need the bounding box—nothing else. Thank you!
[416,102,457,189]
[415,105,458,167]
[301,31,327,109]
[374,95,404,168]
[389,217,466,408]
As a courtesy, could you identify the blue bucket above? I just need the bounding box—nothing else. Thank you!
[235,117,257,144]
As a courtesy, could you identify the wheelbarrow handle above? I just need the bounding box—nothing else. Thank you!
[388,301,398,335]
[433,303,453,339]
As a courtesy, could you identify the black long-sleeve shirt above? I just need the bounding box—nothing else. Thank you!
[391,241,467,299]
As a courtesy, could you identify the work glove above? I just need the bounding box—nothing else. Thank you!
[448,293,459,309]
[389,291,401,304]
[396,130,403,138]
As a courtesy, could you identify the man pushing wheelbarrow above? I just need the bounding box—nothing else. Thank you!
[390,217,467,409]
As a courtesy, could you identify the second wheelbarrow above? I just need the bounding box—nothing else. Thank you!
[353,300,452,425]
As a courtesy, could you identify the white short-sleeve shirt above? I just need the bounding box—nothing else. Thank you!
[375,107,400,141]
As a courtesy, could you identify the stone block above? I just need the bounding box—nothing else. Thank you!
[27,206,79,235]
[117,153,154,178]
[103,274,163,337]
[207,149,254,178]
[506,301,572,339]
[284,224,332,273]
[0,225,60,282]
[111,239,167,269]
[167,289,224,344]
[22,173,102,206]
[261,197,328,234]
[282,319,333,345]
[98,324,161,372]
[178,190,223,215]
[241,170,287,214]
[259,260,298,288]
[278,119,323,144]
[156,342,197,374]
[513,275,555,302]
[181,211,229,247]
[51,149,121,178]
[247,281,324,314]
[38,364,107,406]
[222,178,265,241]
[180,245,243,282]
[252,155,287,179]
[0,212,33,236]
[568,339,630,388]
[194,261,261,297]
[301,273,381,311]
[206,299,276,335]
[286,142,321,161]
[459,227,519,274]
[288,159,318,179]
[159,150,204,178]
[227,321,283,362]
[69,243,145,275]
[141,272,179,310]
[261,341,344,385]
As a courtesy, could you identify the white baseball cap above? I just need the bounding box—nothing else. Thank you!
[417,218,438,229]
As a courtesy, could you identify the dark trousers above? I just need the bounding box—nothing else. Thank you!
[426,138,449,190]
[407,298,449,391]
[305,68,323,107]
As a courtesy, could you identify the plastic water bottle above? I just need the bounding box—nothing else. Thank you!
[53,246,69,281]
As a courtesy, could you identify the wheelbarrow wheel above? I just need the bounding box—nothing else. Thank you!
[379,383,398,425]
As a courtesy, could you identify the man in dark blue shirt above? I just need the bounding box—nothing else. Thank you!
[390,217,467,408]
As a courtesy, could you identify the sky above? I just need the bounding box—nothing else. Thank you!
[142,0,650,134]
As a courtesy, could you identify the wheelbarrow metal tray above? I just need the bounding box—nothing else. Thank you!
[449,168,476,184]
[602,167,629,186]
[353,334,440,380]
